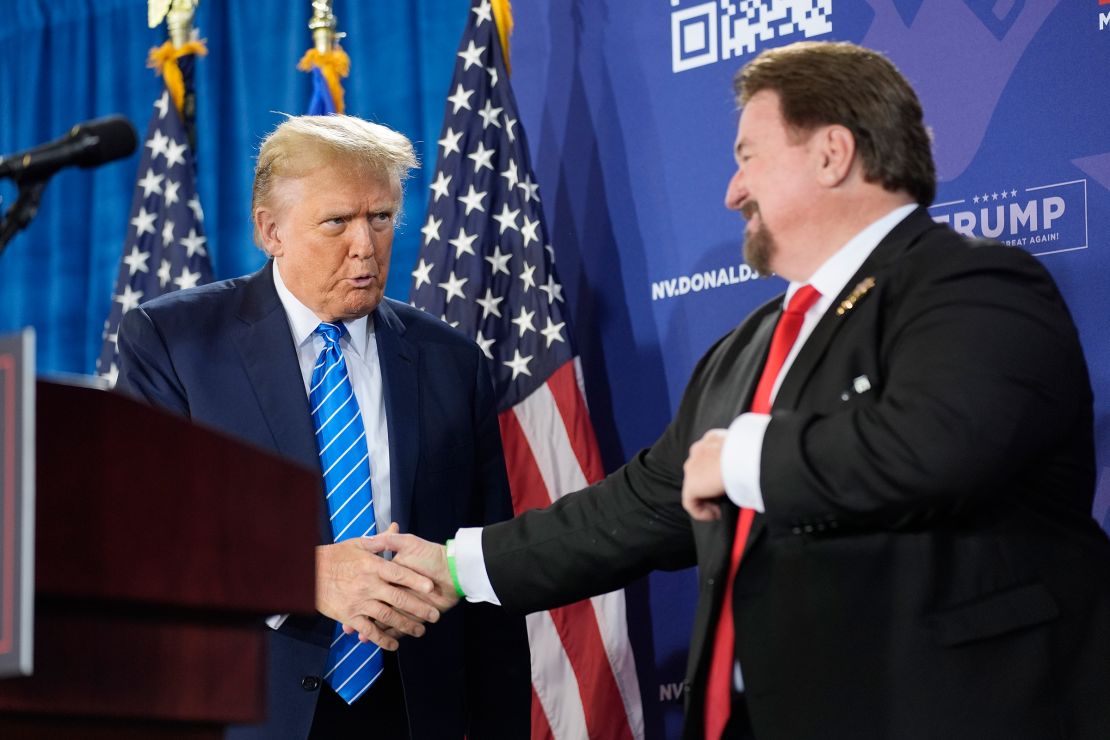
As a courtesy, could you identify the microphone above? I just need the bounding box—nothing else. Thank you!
[0,115,138,182]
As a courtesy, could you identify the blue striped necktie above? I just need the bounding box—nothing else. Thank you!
[309,321,383,704]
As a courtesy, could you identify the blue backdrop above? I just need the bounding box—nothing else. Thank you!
[4,2,1110,738]
[503,2,1110,737]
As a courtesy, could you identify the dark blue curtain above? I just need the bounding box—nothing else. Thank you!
[0,0,467,375]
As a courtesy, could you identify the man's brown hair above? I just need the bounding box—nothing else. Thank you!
[735,41,936,206]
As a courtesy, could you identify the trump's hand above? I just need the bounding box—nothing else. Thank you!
[315,528,441,651]
[682,428,728,521]
[376,531,459,613]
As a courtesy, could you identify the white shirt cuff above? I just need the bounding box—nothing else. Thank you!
[454,526,501,605]
[721,413,770,512]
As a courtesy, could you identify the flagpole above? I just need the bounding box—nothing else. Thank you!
[309,0,341,53]
[97,0,213,385]
[299,0,350,115]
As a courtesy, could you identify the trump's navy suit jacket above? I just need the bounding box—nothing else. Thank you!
[117,260,530,739]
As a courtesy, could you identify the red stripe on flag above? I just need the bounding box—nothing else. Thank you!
[547,361,605,484]
[498,405,554,514]
[499,407,634,740]
[531,685,556,740]
[549,600,635,740]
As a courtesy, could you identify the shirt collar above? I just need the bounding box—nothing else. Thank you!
[271,260,373,356]
[784,203,917,309]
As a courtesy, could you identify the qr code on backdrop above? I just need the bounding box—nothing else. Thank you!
[671,0,833,73]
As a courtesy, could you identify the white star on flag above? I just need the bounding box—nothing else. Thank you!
[165,139,187,168]
[457,185,487,216]
[476,288,504,319]
[137,168,164,198]
[520,215,540,246]
[502,349,532,379]
[485,246,512,276]
[179,228,207,257]
[511,305,536,337]
[492,203,520,234]
[146,129,170,160]
[422,215,443,245]
[540,317,566,348]
[468,140,495,173]
[450,227,479,258]
[131,207,157,236]
[539,274,564,304]
[438,127,463,157]
[115,284,144,313]
[412,258,434,289]
[478,99,503,129]
[154,92,170,119]
[437,271,468,303]
[123,246,150,275]
[164,179,181,205]
[174,266,202,290]
[429,171,452,201]
[447,84,474,114]
[457,40,485,71]
[518,262,537,292]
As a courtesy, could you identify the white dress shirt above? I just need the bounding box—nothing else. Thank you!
[453,204,918,611]
[267,263,393,628]
[720,203,916,511]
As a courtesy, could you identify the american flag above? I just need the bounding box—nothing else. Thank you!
[96,54,213,386]
[410,2,644,738]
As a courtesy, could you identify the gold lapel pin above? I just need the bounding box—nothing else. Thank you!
[836,276,876,316]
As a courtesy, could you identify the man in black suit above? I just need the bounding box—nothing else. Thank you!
[117,115,530,739]
[381,41,1110,739]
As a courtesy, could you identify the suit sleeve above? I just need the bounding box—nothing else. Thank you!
[761,242,1092,529]
[462,351,532,739]
[115,305,190,417]
[482,348,719,614]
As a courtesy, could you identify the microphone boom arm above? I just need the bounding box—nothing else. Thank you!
[0,179,48,256]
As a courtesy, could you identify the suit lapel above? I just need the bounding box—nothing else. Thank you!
[233,262,329,543]
[233,262,320,473]
[374,300,418,535]
[773,207,937,412]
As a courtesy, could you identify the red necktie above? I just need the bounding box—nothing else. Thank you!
[704,284,821,739]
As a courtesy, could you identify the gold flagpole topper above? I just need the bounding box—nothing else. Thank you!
[149,0,199,47]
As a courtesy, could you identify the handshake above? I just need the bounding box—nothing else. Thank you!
[314,527,458,651]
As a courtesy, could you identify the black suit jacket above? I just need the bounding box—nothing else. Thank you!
[117,261,530,740]
[481,209,1110,739]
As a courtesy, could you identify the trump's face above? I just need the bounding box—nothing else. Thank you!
[256,165,399,322]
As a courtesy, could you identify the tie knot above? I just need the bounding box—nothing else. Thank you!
[314,322,346,345]
[785,284,821,316]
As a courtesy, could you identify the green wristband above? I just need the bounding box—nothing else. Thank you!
[445,539,465,599]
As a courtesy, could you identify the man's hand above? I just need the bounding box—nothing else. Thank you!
[315,533,441,651]
[376,532,459,613]
[682,428,728,521]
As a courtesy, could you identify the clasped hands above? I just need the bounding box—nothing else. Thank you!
[317,428,729,650]
[315,524,456,651]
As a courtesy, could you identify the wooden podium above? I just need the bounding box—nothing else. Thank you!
[0,380,319,738]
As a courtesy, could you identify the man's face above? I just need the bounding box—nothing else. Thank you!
[256,165,399,322]
[724,90,819,277]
